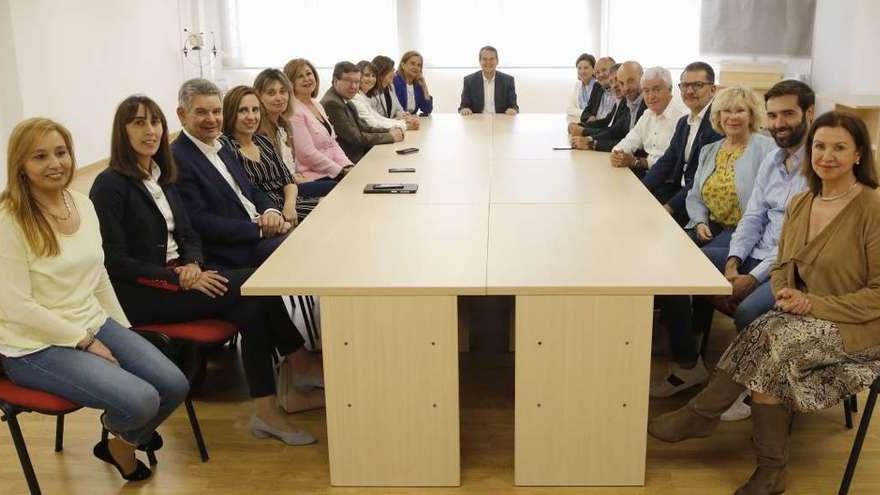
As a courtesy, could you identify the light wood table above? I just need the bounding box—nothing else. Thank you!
[243,113,729,487]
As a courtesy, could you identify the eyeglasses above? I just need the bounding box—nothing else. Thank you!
[678,81,713,92]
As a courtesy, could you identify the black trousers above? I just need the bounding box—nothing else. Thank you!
[116,268,304,398]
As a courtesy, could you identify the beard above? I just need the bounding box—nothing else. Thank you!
[770,118,807,148]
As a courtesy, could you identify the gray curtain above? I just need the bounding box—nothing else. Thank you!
[700,0,815,56]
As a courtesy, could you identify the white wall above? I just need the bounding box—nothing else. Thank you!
[811,0,880,111]
[0,0,23,188]
[0,0,190,188]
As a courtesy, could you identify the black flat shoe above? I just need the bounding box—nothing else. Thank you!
[93,440,152,481]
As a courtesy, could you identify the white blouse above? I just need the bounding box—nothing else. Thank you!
[354,92,407,131]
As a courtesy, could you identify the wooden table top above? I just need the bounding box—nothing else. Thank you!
[243,114,730,296]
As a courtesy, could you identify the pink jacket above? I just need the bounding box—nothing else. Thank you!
[288,98,352,181]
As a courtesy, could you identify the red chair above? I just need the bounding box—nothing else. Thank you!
[133,319,238,462]
[0,371,81,495]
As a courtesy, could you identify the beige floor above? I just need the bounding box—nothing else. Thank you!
[2,298,878,494]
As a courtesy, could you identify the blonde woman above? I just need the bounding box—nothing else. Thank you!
[0,118,188,482]
[685,85,777,249]
[283,58,354,182]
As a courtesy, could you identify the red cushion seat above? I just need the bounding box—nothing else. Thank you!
[0,378,79,414]
[136,319,237,344]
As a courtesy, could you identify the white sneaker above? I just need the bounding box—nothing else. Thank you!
[649,357,709,398]
[721,391,752,421]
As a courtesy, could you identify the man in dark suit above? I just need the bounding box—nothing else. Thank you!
[570,61,646,151]
[642,61,721,225]
[458,46,519,115]
[172,78,290,269]
[322,61,403,163]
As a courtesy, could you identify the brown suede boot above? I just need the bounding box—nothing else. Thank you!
[648,370,745,442]
[735,403,792,494]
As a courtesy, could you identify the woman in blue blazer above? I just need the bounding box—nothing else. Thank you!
[393,50,433,116]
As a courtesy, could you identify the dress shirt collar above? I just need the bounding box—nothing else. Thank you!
[626,95,643,112]
[482,71,496,84]
[652,100,684,119]
[148,160,161,182]
[688,98,712,125]
[777,143,806,174]
[183,128,222,156]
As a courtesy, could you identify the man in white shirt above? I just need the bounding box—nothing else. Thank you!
[609,66,688,176]
[459,46,519,115]
[172,78,290,268]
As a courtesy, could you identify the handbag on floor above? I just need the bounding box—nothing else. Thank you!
[274,356,325,413]
[283,295,321,351]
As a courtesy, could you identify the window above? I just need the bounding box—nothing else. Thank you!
[417,0,598,67]
[605,0,701,68]
[221,0,398,67]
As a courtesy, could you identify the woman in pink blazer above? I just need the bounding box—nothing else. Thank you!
[283,58,354,182]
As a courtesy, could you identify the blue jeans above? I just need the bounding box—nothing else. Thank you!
[701,247,776,330]
[1,318,188,445]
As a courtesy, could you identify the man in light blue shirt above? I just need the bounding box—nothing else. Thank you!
[699,80,815,331]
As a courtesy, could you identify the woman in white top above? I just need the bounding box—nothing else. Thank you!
[352,60,407,132]
[369,55,419,130]
[566,53,604,123]
[0,118,188,482]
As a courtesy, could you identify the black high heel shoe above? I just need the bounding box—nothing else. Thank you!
[138,431,163,452]
[101,428,162,464]
[93,439,152,481]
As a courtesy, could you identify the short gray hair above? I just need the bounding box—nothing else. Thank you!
[178,78,221,110]
[641,66,672,89]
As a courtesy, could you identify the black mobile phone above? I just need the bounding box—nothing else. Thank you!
[552,146,574,150]
[364,183,418,194]
[395,147,419,155]
[389,167,416,173]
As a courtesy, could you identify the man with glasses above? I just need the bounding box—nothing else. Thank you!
[642,61,720,225]
[322,61,404,163]
[606,66,688,177]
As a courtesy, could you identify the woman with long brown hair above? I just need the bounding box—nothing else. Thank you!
[90,95,324,447]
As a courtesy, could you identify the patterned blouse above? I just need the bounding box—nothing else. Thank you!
[701,146,745,229]
[221,133,294,210]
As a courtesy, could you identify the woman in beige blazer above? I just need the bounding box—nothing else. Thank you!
[649,111,880,495]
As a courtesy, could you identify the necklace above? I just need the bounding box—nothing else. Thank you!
[819,181,859,202]
[38,190,72,222]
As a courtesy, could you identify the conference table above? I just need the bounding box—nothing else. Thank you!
[241,113,730,487]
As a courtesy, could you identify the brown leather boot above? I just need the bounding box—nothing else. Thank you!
[648,370,745,442]
[735,403,792,494]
